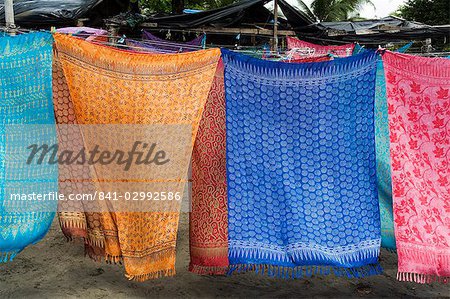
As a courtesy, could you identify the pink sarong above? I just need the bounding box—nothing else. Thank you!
[286,37,354,58]
[383,51,450,283]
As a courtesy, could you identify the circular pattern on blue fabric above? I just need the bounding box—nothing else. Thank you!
[224,51,380,268]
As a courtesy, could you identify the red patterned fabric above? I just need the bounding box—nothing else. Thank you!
[284,55,333,63]
[189,60,229,274]
[383,51,450,284]
[286,37,354,58]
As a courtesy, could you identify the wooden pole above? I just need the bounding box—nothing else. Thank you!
[273,0,278,52]
[4,0,16,34]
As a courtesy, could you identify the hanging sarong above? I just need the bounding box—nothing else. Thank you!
[54,33,220,281]
[189,60,229,275]
[374,44,412,251]
[126,39,168,53]
[126,36,204,54]
[353,43,365,55]
[286,37,354,59]
[222,49,381,278]
[383,51,450,283]
[284,55,332,63]
[375,59,396,251]
[0,32,57,262]
[189,53,343,275]
[56,27,107,42]
[53,54,97,242]
[142,30,205,52]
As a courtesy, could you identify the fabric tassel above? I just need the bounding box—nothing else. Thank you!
[227,263,382,280]
[397,272,449,284]
[125,268,176,282]
[0,251,18,263]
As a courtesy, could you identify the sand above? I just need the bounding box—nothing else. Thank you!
[1,214,449,298]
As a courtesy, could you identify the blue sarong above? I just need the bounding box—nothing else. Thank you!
[223,49,382,278]
[0,32,57,262]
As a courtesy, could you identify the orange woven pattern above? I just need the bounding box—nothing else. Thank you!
[54,33,220,281]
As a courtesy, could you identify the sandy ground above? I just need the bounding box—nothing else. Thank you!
[0,213,449,298]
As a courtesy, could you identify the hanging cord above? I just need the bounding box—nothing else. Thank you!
[59,32,286,54]
[3,27,446,57]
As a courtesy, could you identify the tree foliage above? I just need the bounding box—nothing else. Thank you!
[310,0,373,22]
[397,0,450,25]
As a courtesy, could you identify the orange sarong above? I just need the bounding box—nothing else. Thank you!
[54,33,220,281]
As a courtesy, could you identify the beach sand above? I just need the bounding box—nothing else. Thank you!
[1,214,449,298]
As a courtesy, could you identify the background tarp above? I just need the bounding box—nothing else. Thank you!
[109,0,314,30]
[0,0,126,27]
[297,16,450,44]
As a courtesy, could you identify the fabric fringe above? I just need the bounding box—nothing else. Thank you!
[105,254,123,264]
[85,251,122,265]
[397,272,449,284]
[189,264,228,275]
[0,250,19,263]
[396,245,449,284]
[125,268,176,282]
[85,235,105,249]
[59,217,87,230]
[227,263,383,279]
[228,240,380,268]
[398,246,449,266]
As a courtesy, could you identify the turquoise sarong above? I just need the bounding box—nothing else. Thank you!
[375,42,412,251]
[0,32,57,262]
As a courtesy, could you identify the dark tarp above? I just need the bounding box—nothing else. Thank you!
[295,16,450,44]
[131,0,276,29]
[318,16,433,34]
[108,0,315,30]
[0,0,127,27]
[278,0,317,28]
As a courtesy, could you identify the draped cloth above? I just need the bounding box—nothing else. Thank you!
[131,30,205,53]
[375,44,411,251]
[189,60,229,275]
[0,32,57,262]
[126,36,203,54]
[284,55,332,63]
[56,27,107,42]
[353,43,365,55]
[142,30,205,52]
[53,54,93,242]
[223,49,381,278]
[375,59,396,251]
[54,33,220,281]
[188,54,340,275]
[286,37,354,59]
[383,51,450,283]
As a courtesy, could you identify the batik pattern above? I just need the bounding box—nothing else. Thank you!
[383,51,450,283]
[286,37,354,59]
[54,33,220,281]
[223,49,381,278]
[0,32,57,262]
[189,60,229,275]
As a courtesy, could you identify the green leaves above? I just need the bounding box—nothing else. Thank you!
[397,0,450,26]
[311,0,373,22]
